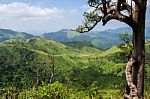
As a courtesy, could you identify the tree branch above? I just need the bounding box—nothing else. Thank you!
[131,0,143,9]
[76,0,136,33]
[123,3,132,15]
[116,0,126,11]
[101,0,135,28]
[102,12,133,27]
[79,18,101,33]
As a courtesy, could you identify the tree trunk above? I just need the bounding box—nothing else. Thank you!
[125,1,147,99]
[131,1,147,98]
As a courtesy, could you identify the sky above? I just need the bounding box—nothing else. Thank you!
[0,0,149,35]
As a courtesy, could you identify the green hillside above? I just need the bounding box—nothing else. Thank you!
[0,38,150,98]
[0,29,34,42]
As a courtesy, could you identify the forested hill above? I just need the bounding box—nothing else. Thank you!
[0,38,150,98]
[0,27,150,50]
[42,27,150,50]
[0,29,34,42]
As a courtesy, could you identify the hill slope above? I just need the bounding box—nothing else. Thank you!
[0,38,150,98]
[0,29,34,42]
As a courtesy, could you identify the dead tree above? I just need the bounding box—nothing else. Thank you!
[49,52,55,84]
[76,0,148,98]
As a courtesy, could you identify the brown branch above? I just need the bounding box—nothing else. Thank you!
[106,2,133,15]
[76,0,136,33]
[49,53,55,83]
[102,0,107,15]
[101,0,135,28]
[88,2,102,8]
[116,0,126,11]
[125,58,139,99]
[132,0,140,6]
[106,4,116,14]
[107,3,134,13]
[123,3,132,15]
[124,94,131,99]
[79,18,101,33]
[102,12,133,27]
[131,0,143,9]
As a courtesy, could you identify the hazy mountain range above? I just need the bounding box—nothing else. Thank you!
[0,29,34,42]
[0,27,150,50]
[41,27,150,49]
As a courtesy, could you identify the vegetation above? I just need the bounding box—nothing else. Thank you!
[0,0,149,98]
[76,0,148,98]
[0,38,150,98]
[0,29,34,42]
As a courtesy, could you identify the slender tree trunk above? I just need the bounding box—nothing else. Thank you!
[49,53,55,84]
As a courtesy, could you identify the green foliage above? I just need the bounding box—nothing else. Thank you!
[0,38,150,98]
[84,12,101,23]
[19,82,73,99]
[91,37,115,50]
[0,40,52,93]
[76,4,102,33]
[0,29,34,42]
[117,33,133,57]
[18,81,125,99]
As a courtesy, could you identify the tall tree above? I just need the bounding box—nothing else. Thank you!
[76,0,147,98]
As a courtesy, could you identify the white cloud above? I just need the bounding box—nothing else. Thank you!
[0,2,85,33]
[0,2,64,20]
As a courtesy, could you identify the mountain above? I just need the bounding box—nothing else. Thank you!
[0,29,34,42]
[41,29,119,50]
[0,27,149,50]
[41,27,150,50]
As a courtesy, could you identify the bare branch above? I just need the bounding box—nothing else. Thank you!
[123,3,132,15]
[101,1,135,27]
[77,17,101,33]
[132,0,140,6]
[102,0,108,15]
[131,0,143,9]
[124,94,132,99]
[76,0,136,33]
[116,0,126,11]
[102,12,133,27]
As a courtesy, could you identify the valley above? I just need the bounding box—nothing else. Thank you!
[0,37,150,98]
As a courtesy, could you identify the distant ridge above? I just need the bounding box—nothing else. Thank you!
[41,27,150,50]
[0,27,149,50]
[0,28,34,42]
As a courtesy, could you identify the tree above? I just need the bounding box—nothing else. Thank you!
[117,33,133,60]
[76,0,148,98]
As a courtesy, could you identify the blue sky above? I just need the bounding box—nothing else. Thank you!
[0,0,149,34]
[0,0,86,9]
